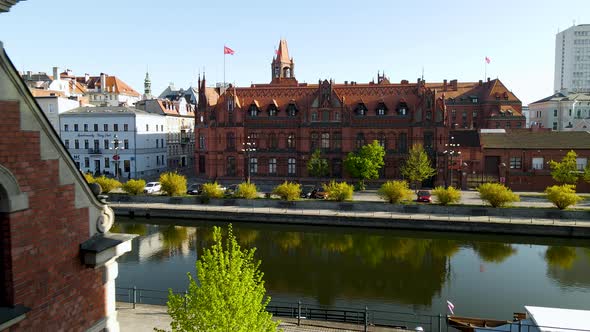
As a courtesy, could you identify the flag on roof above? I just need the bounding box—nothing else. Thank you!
[224,46,235,55]
[485,56,491,64]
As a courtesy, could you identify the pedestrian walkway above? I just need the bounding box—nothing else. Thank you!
[116,303,407,332]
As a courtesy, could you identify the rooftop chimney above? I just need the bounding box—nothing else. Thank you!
[100,73,106,92]
[450,79,458,90]
[487,77,491,83]
[53,67,59,81]
[479,80,483,86]
[443,79,448,91]
[84,73,89,82]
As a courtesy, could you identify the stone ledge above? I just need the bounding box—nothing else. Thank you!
[0,305,30,331]
[80,233,137,268]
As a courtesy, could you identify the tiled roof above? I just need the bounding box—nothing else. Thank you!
[64,106,150,115]
[75,75,140,97]
[426,79,520,103]
[530,92,590,105]
[449,130,480,147]
[480,131,590,149]
[276,39,291,63]
[30,89,66,97]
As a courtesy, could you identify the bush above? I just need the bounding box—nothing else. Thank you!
[432,186,461,205]
[235,182,258,199]
[83,173,95,183]
[545,184,582,210]
[201,182,224,199]
[93,175,122,193]
[323,181,353,201]
[159,172,187,196]
[377,180,413,204]
[477,182,520,208]
[272,181,301,201]
[122,179,146,195]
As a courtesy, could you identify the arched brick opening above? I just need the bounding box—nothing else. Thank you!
[0,165,28,307]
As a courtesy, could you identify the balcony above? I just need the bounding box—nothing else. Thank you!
[88,148,102,155]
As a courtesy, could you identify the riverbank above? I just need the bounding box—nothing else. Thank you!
[110,201,590,238]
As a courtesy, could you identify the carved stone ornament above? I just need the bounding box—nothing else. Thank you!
[96,206,114,233]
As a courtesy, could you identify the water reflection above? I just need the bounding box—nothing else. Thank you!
[113,218,590,316]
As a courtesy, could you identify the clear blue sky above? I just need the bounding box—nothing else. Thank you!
[1,0,589,104]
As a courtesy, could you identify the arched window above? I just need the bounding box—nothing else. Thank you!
[378,133,386,149]
[287,133,296,149]
[398,102,408,116]
[287,104,298,117]
[284,67,291,78]
[274,67,280,78]
[268,105,277,117]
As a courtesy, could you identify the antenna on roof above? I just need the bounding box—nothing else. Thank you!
[421,66,424,81]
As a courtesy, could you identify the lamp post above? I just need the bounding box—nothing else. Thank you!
[110,134,124,180]
[241,136,256,183]
[443,137,461,188]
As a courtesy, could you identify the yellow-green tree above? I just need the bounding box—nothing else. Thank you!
[549,150,580,185]
[400,144,436,192]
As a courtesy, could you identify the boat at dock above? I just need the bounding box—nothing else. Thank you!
[448,306,590,332]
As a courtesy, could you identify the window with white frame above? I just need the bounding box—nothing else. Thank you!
[576,157,587,171]
[288,158,296,175]
[532,157,544,170]
[269,158,277,175]
[321,133,330,149]
[510,156,522,169]
[250,157,258,175]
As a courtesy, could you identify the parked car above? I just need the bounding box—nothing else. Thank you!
[143,182,162,194]
[300,185,316,199]
[416,190,432,203]
[301,185,326,199]
[186,183,203,195]
[225,184,239,196]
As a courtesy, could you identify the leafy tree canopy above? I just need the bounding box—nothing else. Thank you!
[344,140,385,185]
[549,150,580,185]
[400,144,436,191]
[307,149,329,178]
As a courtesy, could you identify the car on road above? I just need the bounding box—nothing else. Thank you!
[143,182,161,194]
[416,190,432,203]
[186,183,203,195]
[225,184,239,196]
[301,185,327,199]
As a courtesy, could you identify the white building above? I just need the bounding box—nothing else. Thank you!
[555,24,590,93]
[60,106,167,179]
[528,92,590,131]
[32,91,81,131]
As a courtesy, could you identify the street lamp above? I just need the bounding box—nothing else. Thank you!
[110,134,124,180]
[443,137,461,188]
[241,136,256,183]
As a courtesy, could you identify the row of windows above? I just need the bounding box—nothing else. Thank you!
[63,123,165,132]
[63,138,165,150]
[495,122,521,129]
[244,103,298,117]
[77,155,167,169]
[511,157,587,170]
[226,157,298,176]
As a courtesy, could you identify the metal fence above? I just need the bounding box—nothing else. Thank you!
[115,286,444,331]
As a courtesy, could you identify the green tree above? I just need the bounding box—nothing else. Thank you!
[545,184,582,210]
[400,144,436,192]
[307,149,329,178]
[344,140,385,190]
[584,165,590,183]
[164,225,279,332]
[477,182,520,208]
[549,150,580,184]
[159,172,187,196]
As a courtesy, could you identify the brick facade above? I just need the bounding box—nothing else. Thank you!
[0,100,106,331]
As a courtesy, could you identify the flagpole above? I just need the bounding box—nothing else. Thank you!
[223,46,226,90]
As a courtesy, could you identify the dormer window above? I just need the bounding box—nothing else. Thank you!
[268,105,277,117]
[398,102,408,116]
[376,103,387,116]
[311,111,318,121]
[355,103,367,116]
[471,97,478,103]
[227,98,234,112]
[249,104,259,117]
[287,104,297,117]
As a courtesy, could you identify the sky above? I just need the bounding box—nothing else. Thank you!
[0,0,589,105]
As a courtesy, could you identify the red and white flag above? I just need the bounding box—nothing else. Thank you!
[485,56,491,64]
[447,300,455,315]
[224,46,235,55]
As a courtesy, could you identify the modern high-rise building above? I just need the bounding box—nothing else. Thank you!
[554,24,590,93]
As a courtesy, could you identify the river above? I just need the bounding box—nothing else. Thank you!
[112,217,590,322]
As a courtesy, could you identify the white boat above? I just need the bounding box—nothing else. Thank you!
[449,306,590,332]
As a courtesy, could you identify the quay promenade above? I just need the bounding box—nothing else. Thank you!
[109,200,590,238]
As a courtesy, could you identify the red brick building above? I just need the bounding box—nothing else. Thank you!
[195,39,525,185]
[0,42,134,331]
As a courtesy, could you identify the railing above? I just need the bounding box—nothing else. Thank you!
[115,286,441,331]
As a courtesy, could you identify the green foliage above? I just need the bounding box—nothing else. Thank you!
[377,180,413,204]
[344,140,385,188]
[477,182,520,208]
[584,165,590,183]
[549,150,580,184]
[323,181,353,201]
[201,182,224,199]
[545,184,582,210]
[165,225,279,332]
[472,243,516,263]
[159,172,187,196]
[272,181,301,201]
[400,144,436,192]
[432,186,461,205]
[307,149,329,178]
[93,175,122,193]
[235,182,258,199]
[83,172,95,183]
[122,179,146,195]
[545,246,577,269]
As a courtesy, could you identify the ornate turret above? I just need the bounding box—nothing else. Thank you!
[271,39,297,85]
[143,71,152,99]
